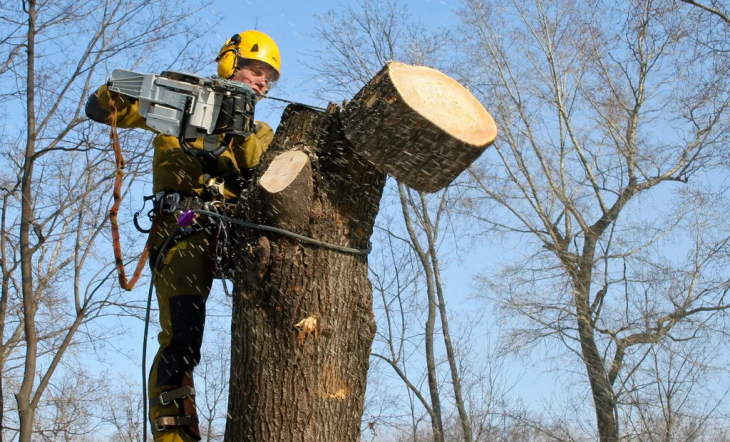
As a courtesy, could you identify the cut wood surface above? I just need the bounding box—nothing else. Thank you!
[342,61,497,192]
[259,150,313,233]
[260,150,310,193]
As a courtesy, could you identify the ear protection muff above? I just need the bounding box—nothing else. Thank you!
[216,34,242,79]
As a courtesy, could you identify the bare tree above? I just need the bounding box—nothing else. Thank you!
[196,330,230,442]
[31,364,107,442]
[101,379,147,442]
[308,0,449,100]
[456,0,730,440]
[677,0,730,26]
[620,339,727,442]
[0,0,213,440]
[396,184,475,442]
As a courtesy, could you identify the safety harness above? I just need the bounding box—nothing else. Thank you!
[139,191,237,284]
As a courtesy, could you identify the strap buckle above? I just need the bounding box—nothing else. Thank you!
[154,415,200,433]
[150,386,195,408]
[158,391,172,407]
[205,176,225,200]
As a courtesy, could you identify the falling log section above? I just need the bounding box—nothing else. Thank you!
[342,61,497,192]
[226,62,496,442]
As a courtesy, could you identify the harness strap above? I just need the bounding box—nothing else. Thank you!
[154,415,199,431]
[108,95,160,291]
[149,386,195,408]
[152,372,202,440]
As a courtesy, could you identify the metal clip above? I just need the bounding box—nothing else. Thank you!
[162,193,181,213]
[205,177,225,199]
[133,194,157,233]
[202,200,224,213]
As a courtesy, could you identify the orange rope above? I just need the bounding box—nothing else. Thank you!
[108,95,159,291]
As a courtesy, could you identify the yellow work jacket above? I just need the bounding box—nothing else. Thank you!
[90,85,274,201]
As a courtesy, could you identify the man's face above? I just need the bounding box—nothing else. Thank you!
[231,60,278,95]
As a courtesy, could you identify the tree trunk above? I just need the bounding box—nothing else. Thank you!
[574,243,618,442]
[426,199,472,442]
[398,186,445,442]
[225,105,386,442]
[226,62,494,441]
[17,2,38,441]
[0,191,9,442]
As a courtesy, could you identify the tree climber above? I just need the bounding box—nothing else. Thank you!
[85,30,281,442]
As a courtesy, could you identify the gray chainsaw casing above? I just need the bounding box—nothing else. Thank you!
[107,69,255,140]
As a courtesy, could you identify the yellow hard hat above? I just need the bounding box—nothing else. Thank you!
[216,30,281,81]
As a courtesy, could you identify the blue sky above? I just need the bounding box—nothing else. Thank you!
[203,0,460,126]
[6,0,727,438]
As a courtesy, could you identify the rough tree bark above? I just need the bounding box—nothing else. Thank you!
[225,62,495,442]
[225,104,385,442]
[17,3,39,441]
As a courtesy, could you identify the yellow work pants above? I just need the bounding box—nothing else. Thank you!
[148,215,213,442]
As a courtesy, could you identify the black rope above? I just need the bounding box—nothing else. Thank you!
[188,206,371,255]
[143,225,181,441]
[260,94,328,112]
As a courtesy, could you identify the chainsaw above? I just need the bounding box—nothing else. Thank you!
[107,69,258,158]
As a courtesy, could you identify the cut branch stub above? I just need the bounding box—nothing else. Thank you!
[260,151,310,193]
[259,150,313,234]
[341,61,497,193]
